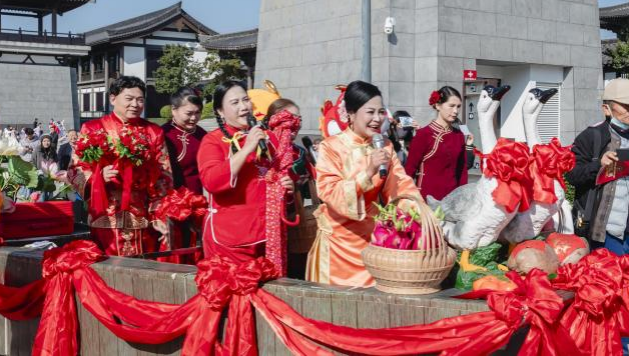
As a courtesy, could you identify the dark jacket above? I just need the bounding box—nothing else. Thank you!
[57,142,73,170]
[565,119,615,242]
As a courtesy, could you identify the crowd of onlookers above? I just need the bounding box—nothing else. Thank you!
[1,118,78,172]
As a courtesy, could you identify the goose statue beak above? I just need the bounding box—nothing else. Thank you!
[484,85,511,101]
[528,88,558,104]
[538,88,558,104]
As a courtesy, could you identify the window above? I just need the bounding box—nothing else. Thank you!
[95,92,104,112]
[535,82,561,144]
[80,59,90,75]
[93,55,104,73]
[146,48,163,79]
[107,51,120,73]
[82,93,91,112]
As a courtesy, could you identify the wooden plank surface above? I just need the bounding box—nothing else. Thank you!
[0,247,522,356]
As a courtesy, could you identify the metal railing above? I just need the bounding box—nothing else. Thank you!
[0,28,85,45]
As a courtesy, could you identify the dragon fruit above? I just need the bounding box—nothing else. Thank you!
[372,202,434,250]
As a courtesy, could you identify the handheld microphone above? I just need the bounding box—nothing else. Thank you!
[301,136,317,164]
[372,133,388,178]
[246,115,268,154]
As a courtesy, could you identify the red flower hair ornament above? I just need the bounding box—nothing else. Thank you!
[429,90,441,106]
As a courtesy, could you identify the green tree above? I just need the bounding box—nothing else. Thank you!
[154,45,205,95]
[202,50,246,98]
[609,40,629,75]
[201,102,214,120]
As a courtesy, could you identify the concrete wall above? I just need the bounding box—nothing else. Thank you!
[255,0,603,143]
[0,63,80,129]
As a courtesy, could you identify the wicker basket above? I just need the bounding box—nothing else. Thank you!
[288,181,320,254]
[361,195,456,294]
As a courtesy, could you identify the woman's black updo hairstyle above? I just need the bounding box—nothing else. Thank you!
[344,80,382,114]
[213,80,248,154]
[430,86,462,108]
[170,87,203,110]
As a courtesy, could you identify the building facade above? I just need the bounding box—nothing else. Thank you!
[0,0,91,129]
[77,2,215,122]
[255,0,603,149]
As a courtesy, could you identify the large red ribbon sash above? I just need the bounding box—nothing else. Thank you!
[0,240,627,355]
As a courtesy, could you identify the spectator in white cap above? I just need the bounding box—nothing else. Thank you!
[567,78,629,257]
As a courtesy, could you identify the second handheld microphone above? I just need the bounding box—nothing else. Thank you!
[247,115,268,154]
[372,133,388,178]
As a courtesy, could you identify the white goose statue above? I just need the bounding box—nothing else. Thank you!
[500,88,573,244]
[427,85,515,272]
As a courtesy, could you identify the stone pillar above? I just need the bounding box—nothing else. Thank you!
[51,9,57,35]
[37,14,43,36]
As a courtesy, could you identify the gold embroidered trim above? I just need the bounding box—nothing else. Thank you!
[89,211,149,229]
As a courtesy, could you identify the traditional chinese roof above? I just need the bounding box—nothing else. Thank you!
[0,0,90,15]
[600,2,629,31]
[84,2,216,46]
[199,29,258,52]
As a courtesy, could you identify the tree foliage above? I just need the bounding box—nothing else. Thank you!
[154,46,247,101]
[160,105,173,119]
[201,102,214,120]
[154,45,205,95]
[608,40,629,75]
[202,50,246,99]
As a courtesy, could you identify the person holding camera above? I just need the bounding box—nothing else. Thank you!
[567,78,629,255]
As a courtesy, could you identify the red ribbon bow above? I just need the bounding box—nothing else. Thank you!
[529,138,575,204]
[34,240,105,356]
[153,187,208,222]
[195,256,278,310]
[552,249,628,356]
[41,240,105,279]
[476,138,532,213]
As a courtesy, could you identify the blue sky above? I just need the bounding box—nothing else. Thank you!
[0,0,261,34]
[0,0,626,38]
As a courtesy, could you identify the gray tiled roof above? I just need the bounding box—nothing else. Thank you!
[0,0,90,14]
[199,29,258,51]
[600,2,629,19]
[84,2,216,46]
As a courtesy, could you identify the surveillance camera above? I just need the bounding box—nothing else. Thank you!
[384,17,395,35]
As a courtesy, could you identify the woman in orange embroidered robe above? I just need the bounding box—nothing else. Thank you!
[306,81,430,287]
[67,76,172,256]
[197,80,294,264]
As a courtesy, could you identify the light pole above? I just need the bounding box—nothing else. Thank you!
[361,0,371,82]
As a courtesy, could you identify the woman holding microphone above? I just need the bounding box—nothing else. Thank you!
[197,80,294,263]
[306,80,440,287]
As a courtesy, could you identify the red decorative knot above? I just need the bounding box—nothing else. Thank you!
[41,240,104,279]
[195,256,278,310]
[153,187,208,222]
[488,270,563,328]
[531,139,575,182]
[429,91,441,106]
[553,248,625,318]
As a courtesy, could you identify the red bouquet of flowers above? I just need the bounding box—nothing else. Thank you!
[114,126,152,166]
[75,129,113,165]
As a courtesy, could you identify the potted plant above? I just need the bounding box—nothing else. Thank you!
[0,137,75,238]
[361,197,456,294]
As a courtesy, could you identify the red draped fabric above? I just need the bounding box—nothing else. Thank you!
[552,249,629,356]
[0,240,625,355]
